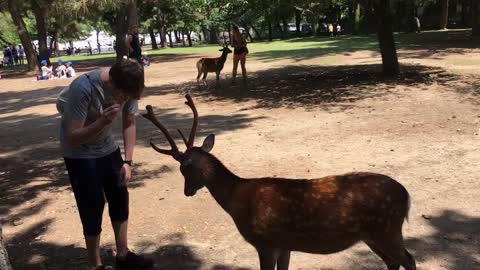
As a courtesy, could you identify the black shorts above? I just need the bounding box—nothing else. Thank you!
[234,47,249,55]
[64,148,129,236]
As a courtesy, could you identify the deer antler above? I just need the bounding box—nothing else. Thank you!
[184,94,198,149]
[177,94,199,149]
[142,105,181,159]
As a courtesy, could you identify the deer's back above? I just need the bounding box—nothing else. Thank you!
[197,58,224,72]
[228,172,410,253]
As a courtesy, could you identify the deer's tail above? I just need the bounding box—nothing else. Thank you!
[405,191,411,223]
[196,60,203,72]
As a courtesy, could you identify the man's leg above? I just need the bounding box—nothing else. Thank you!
[101,149,154,269]
[112,220,129,258]
[85,235,102,267]
[64,157,105,269]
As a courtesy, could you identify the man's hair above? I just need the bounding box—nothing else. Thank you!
[232,25,239,32]
[109,59,144,99]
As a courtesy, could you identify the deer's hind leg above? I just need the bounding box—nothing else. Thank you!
[196,69,202,83]
[365,231,416,270]
[256,247,288,270]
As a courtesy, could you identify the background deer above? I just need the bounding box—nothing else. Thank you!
[196,46,232,87]
[142,95,416,270]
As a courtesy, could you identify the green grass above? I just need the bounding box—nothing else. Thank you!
[49,29,476,65]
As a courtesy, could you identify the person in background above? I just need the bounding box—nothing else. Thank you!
[88,42,93,56]
[18,45,25,65]
[125,25,143,64]
[328,23,334,37]
[66,61,76,77]
[3,45,10,67]
[230,25,248,85]
[414,16,421,33]
[39,59,53,80]
[11,44,18,65]
[141,53,150,67]
[56,59,67,78]
[336,23,342,36]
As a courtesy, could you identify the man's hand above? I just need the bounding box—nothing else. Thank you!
[101,104,120,124]
[119,163,132,187]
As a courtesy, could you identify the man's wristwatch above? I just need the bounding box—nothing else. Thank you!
[123,160,133,166]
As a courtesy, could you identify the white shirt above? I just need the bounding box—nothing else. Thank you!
[41,66,52,77]
[66,66,76,77]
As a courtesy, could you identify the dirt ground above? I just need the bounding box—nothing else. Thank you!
[1,34,480,270]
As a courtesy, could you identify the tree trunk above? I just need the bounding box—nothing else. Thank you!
[8,0,38,71]
[373,0,400,76]
[267,16,273,41]
[49,34,56,56]
[167,31,173,47]
[149,27,158,49]
[472,0,480,35]
[440,0,449,29]
[31,1,50,64]
[115,8,128,60]
[174,30,179,43]
[249,22,262,40]
[349,0,361,34]
[160,26,167,48]
[0,226,13,270]
[209,27,218,44]
[243,25,254,42]
[295,9,302,37]
[201,25,209,43]
[186,31,192,47]
[126,0,138,30]
[278,22,285,39]
[282,18,288,38]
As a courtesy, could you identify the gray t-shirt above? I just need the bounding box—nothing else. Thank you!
[59,70,138,158]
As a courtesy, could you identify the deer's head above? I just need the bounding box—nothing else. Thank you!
[142,95,217,196]
[219,46,232,54]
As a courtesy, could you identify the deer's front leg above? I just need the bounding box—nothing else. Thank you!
[277,250,291,270]
[257,247,279,270]
[215,71,221,88]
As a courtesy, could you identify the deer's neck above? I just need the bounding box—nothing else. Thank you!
[219,52,229,64]
[204,159,240,213]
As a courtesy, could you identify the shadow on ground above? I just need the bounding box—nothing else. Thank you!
[0,86,263,224]
[342,210,480,270]
[5,209,479,269]
[145,63,461,111]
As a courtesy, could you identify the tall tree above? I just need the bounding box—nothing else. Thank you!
[440,0,449,29]
[472,0,480,36]
[7,0,38,71]
[372,0,399,76]
[31,0,50,63]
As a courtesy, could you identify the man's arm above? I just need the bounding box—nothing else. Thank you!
[122,112,136,161]
[66,104,120,147]
[120,112,136,186]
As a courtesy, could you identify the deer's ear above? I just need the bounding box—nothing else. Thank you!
[201,134,215,153]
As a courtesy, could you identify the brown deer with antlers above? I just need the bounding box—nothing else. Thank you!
[196,46,232,87]
[142,95,416,270]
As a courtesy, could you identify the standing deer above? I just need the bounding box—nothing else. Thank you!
[196,46,232,87]
[142,95,416,270]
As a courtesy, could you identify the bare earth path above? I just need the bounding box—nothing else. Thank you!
[1,38,480,269]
